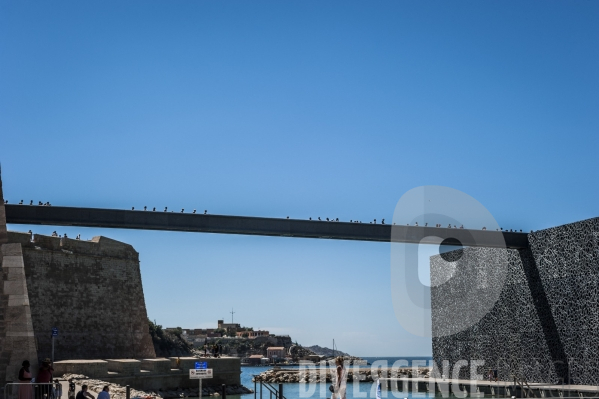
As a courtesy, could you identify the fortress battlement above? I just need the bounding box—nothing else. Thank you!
[7,231,139,260]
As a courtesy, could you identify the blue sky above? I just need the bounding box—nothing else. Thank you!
[1,1,597,356]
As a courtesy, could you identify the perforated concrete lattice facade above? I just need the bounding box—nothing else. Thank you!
[431,218,599,385]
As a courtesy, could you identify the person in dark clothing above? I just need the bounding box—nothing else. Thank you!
[18,360,33,399]
[76,385,94,399]
[36,359,54,399]
[37,359,53,383]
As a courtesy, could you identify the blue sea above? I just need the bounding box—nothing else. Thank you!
[236,356,439,399]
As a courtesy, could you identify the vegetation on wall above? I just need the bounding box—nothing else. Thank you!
[148,320,193,357]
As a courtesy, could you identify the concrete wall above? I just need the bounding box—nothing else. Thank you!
[53,357,241,390]
[431,217,599,385]
[527,218,599,385]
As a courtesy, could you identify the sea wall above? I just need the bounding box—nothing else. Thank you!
[431,218,599,385]
[53,357,241,389]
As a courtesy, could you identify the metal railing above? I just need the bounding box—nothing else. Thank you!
[4,382,63,399]
[378,377,599,399]
[253,378,285,399]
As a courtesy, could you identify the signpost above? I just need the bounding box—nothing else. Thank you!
[51,327,58,364]
[190,364,212,397]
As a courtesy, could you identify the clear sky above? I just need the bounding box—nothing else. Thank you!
[1,1,597,357]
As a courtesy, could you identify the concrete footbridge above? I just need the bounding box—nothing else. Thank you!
[4,204,529,248]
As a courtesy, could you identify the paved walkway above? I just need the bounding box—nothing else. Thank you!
[381,377,599,395]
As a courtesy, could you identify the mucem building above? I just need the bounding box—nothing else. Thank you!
[431,217,599,385]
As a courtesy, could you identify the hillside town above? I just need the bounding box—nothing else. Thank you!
[165,320,358,366]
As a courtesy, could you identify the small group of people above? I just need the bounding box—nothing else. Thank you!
[18,359,110,399]
[18,359,55,399]
[202,344,223,358]
[76,385,110,399]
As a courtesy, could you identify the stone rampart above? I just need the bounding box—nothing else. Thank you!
[11,231,156,362]
[0,176,39,384]
[0,225,155,383]
[0,243,39,385]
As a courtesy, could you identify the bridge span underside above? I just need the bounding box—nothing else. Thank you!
[4,205,529,249]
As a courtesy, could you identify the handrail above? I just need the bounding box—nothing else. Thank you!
[513,373,537,398]
[262,382,286,399]
[377,377,599,399]
[4,381,63,399]
[251,377,286,399]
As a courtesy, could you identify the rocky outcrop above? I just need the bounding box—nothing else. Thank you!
[149,322,193,357]
[253,367,431,384]
[305,346,350,358]
[62,374,253,399]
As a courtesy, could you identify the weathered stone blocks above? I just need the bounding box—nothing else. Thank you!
[17,232,156,361]
[107,359,142,375]
[54,360,109,378]
[0,242,39,384]
[140,358,171,373]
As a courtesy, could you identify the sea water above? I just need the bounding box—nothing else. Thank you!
[234,357,440,399]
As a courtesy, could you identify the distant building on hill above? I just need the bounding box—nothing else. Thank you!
[267,347,286,361]
[217,319,242,335]
[167,320,271,345]
[236,330,270,339]
[248,354,264,365]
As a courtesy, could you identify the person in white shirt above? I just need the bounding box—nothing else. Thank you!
[97,386,110,399]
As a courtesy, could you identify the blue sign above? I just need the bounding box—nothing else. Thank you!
[51,327,58,337]
[195,362,207,369]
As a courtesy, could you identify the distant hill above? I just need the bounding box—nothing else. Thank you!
[306,345,351,357]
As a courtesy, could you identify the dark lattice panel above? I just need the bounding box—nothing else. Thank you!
[528,218,599,385]
[431,218,599,384]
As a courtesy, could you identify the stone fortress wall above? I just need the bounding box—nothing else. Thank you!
[0,174,40,384]
[0,176,155,383]
[431,217,599,385]
[0,174,240,391]
[9,231,156,362]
